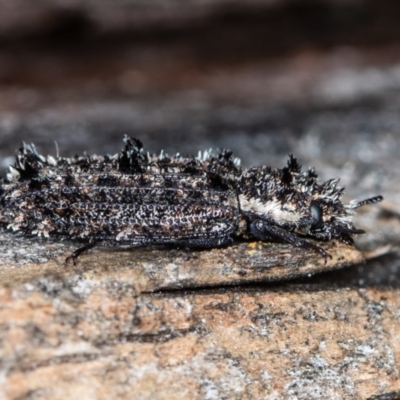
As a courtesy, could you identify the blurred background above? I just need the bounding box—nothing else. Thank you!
[0,0,399,250]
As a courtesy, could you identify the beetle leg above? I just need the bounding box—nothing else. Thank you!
[250,220,331,262]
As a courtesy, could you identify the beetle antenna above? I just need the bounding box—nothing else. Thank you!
[347,195,383,209]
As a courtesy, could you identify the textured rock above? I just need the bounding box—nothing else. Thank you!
[1,227,399,399]
[1,276,400,399]
[0,232,363,291]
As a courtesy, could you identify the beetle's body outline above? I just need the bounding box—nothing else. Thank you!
[0,136,382,260]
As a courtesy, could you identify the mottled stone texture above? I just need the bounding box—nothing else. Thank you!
[1,0,400,398]
[1,277,400,399]
[1,233,399,399]
[0,234,364,290]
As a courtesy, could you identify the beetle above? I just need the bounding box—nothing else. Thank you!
[0,136,382,262]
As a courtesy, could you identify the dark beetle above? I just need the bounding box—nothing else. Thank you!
[0,136,382,261]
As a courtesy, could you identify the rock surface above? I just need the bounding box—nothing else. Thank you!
[0,233,364,291]
[1,267,400,399]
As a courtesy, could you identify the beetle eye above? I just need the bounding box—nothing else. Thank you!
[310,201,323,227]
